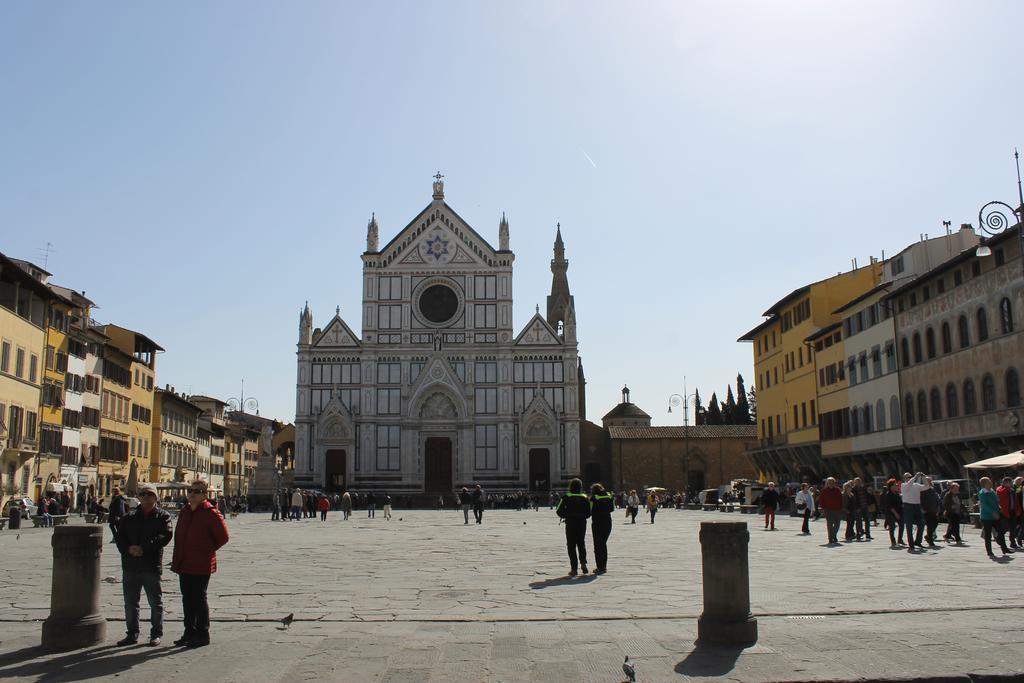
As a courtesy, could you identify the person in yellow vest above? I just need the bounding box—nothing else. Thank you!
[589,483,614,575]
[555,478,591,576]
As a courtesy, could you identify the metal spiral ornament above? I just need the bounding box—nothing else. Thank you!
[977,200,1018,237]
[227,396,259,414]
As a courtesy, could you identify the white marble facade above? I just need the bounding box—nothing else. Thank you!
[293,176,581,495]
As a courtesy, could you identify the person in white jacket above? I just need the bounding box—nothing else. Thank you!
[795,483,815,534]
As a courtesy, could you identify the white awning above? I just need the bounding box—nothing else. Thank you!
[965,450,1024,470]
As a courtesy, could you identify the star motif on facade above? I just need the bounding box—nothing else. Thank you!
[424,235,450,261]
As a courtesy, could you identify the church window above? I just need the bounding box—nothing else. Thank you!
[474,362,497,383]
[474,276,496,299]
[448,360,465,382]
[475,388,497,414]
[375,426,400,470]
[474,425,497,470]
[474,304,497,328]
[378,276,402,300]
[376,389,401,414]
[418,284,459,324]
[378,305,402,329]
[410,361,425,384]
[376,362,401,384]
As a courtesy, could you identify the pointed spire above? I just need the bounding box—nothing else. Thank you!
[336,305,340,316]
[546,224,573,328]
[499,212,509,251]
[366,213,379,252]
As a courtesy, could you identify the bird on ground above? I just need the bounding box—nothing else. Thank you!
[103,576,119,584]
[16,534,20,540]
[622,655,636,682]
[278,613,294,630]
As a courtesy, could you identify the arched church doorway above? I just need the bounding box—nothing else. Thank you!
[325,449,346,492]
[529,449,550,492]
[424,437,453,493]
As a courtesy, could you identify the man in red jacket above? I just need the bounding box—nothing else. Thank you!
[996,477,1020,551]
[171,479,229,648]
[818,477,844,546]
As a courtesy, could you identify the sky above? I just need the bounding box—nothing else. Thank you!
[2,2,1023,426]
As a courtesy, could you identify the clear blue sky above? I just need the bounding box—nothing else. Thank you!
[2,2,1022,425]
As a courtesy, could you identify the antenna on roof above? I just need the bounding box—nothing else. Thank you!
[36,241,56,269]
[1015,148,1023,209]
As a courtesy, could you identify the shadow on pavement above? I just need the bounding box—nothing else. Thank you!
[529,575,598,589]
[674,642,745,677]
[0,643,180,682]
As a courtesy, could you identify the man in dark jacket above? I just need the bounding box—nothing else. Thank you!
[108,486,128,544]
[115,482,173,646]
[589,484,614,574]
[171,479,229,648]
[920,479,941,548]
[556,478,591,576]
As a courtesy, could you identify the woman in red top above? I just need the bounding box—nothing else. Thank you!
[318,494,331,521]
[171,480,229,648]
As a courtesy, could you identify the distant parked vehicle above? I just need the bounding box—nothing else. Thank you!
[3,498,38,519]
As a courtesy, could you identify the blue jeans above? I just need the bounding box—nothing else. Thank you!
[902,503,924,548]
[123,570,163,639]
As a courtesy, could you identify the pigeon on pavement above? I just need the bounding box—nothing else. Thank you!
[278,613,294,630]
[623,655,636,682]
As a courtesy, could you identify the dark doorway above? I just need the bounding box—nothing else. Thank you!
[325,449,346,492]
[583,462,602,485]
[688,470,705,493]
[424,437,453,493]
[529,449,550,492]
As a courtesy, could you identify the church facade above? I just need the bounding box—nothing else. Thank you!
[293,175,582,496]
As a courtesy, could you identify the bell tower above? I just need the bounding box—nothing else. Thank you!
[545,224,574,330]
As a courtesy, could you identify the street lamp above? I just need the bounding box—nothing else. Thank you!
[974,149,1024,263]
[668,389,698,498]
[226,380,259,498]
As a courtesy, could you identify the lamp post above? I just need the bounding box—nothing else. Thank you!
[974,150,1024,269]
[226,380,259,498]
[669,387,699,499]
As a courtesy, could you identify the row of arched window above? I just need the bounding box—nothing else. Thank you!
[900,299,1014,366]
[904,368,1021,425]
[849,395,902,436]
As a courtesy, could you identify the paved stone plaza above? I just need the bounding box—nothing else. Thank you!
[1,508,1023,682]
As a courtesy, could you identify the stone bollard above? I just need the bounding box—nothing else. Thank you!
[697,521,757,645]
[41,525,106,650]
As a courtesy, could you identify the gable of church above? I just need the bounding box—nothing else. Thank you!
[407,354,470,418]
[514,314,562,346]
[313,315,361,348]
[376,203,499,270]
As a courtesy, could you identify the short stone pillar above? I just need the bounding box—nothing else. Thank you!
[697,521,757,645]
[41,525,106,650]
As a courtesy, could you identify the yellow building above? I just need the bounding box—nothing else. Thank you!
[807,322,850,459]
[0,253,61,511]
[739,262,882,482]
[151,388,201,484]
[97,344,134,497]
[98,324,160,494]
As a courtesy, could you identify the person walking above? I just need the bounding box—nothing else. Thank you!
[626,490,640,524]
[383,494,392,521]
[883,479,903,548]
[341,491,352,520]
[646,491,658,524]
[472,484,485,524]
[852,477,871,539]
[842,481,858,542]
[271,493,280,521]
[942,482,964,545]
[556,478,591,576]
[366,491,376,518]
[318,494,330,521]
[819,477,844,545]
[761,482,781,530]
[290,489,303,521]
[589,483,614,574]
[114,483,173,647]
[108,486,128,543]
[996,477,1020,551]
[978,476,1011,557]
[901,473,928,552]
[795,483,814,534]
[920,478,941,548]
[171,480,230,648]
[459,487,472,524]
